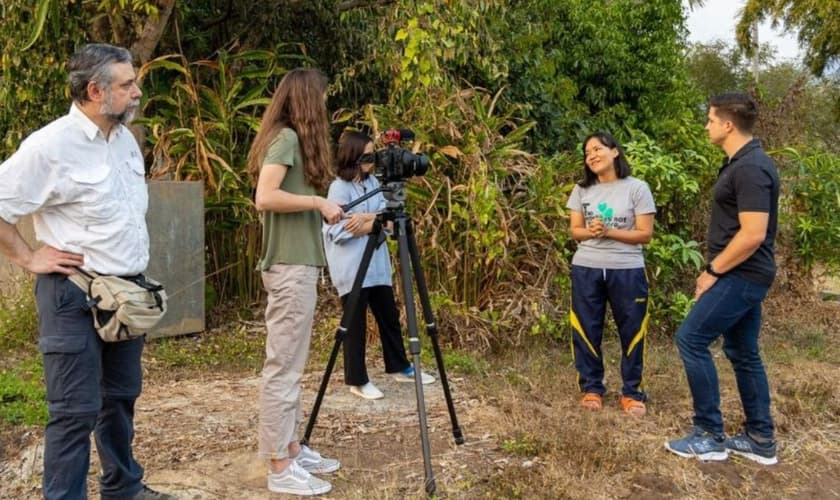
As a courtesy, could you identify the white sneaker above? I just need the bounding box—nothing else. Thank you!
[295,444,341,474]
[349,382,384,400]
[267,460,331,495]
[391,365,435,385]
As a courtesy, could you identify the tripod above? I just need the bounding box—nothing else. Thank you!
[302,181,464,496]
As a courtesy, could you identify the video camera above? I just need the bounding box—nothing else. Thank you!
[359,129,430,182]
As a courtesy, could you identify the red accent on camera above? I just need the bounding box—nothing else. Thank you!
[383,129,401,145]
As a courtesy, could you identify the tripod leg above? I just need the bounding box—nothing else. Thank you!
[302,228,385,446]
[394,216,436,496]
[405,218,465,445]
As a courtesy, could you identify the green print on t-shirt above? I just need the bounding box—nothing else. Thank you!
[597,202,614,223]
[594,202,627,228]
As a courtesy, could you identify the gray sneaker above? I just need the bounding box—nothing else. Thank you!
[665,427,728,461]
[267,460,331,496]
[129,485,177,500]
[724,432,778,465]
[295,444,341,474]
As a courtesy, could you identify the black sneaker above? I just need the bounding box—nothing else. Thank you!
[724,432,778,465]
[130,485,178,500]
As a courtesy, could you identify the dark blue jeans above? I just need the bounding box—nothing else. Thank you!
[675,273,774,439]
[36,274,145,500]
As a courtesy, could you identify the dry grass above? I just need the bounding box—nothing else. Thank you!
[1,294,838,499]
[463,340,839,499]
[455,295,840,499]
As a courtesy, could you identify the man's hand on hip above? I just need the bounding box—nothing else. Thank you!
[26,245,84,275]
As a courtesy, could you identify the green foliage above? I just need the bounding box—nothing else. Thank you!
[148,324,264,371]
[625,132,709,232]
[738,0,840,76]
[137,49,298,303]
[390,0,505,91]
[800,75,840,153]
[0,357,47,426]
[686,38,840,152]
[6,0,836,350]
[501,433,540,456]
[646,234,704,281]
[0,278,39,352]
[685,40,777,99]
[621,131,714,329]
[494,0,700,151]
[776,148,840,272]
[662,291,696,324]
[442,350,489,375]
[0,0,88,156]
[331,0,505,104]
[645,233,703,327]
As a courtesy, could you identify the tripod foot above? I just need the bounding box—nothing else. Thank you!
[425,477,436,496]
[453,428,465,445]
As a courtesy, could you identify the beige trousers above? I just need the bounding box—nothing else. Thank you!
[258,264,318,459]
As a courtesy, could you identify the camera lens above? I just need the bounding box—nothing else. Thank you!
[401,150,429,177]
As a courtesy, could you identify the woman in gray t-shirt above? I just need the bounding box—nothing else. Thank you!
[565,131,656,416]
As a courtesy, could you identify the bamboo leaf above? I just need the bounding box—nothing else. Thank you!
[21,0,53,51]
[438,145,463,158]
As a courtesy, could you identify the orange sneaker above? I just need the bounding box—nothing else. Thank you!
[580,392,603,411]
[620,396,646,416]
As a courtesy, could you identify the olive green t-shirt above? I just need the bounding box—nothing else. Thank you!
[257,128,326,270]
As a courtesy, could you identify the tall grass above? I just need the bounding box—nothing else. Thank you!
[333,86,576,348]
[0,276,46,426]
[137,48,303,306]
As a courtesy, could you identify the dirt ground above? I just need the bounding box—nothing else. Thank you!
[0,364,505,499]
[2,293,839,499]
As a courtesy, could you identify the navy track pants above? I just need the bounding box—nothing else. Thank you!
[570,265,649,401]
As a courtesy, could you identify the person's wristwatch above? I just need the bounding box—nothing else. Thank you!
[705,262,725,278]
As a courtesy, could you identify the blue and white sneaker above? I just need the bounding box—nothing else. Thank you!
[724,432,778,465]
[392,365,435,385]
[665,427,728,461]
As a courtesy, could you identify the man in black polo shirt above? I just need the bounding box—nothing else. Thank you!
[665,93,780,465]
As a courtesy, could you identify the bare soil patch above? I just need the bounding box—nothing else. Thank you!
[0,365,504,499]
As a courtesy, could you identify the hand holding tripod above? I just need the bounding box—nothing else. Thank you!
[302,181,464,496]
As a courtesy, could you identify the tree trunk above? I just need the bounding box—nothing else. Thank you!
[129,0,176,155]
[130,0,176,65]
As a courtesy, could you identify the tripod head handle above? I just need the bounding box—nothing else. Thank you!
[340,185,385,213]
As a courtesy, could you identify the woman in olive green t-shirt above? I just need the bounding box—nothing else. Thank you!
[246,68,344,496]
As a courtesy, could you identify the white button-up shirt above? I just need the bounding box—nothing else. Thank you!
[0,104,149,275]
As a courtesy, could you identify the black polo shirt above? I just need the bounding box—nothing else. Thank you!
[707,138,779,286]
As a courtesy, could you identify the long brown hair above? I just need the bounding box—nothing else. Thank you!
[247,68,333,191]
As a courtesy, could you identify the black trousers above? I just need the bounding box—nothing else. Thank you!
[340,285,411,386]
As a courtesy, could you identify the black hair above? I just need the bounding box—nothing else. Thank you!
[708,92,758,133]
[578,131,631,187]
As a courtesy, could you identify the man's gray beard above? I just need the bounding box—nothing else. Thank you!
[101,97,139,125]
[106,106,138,125]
